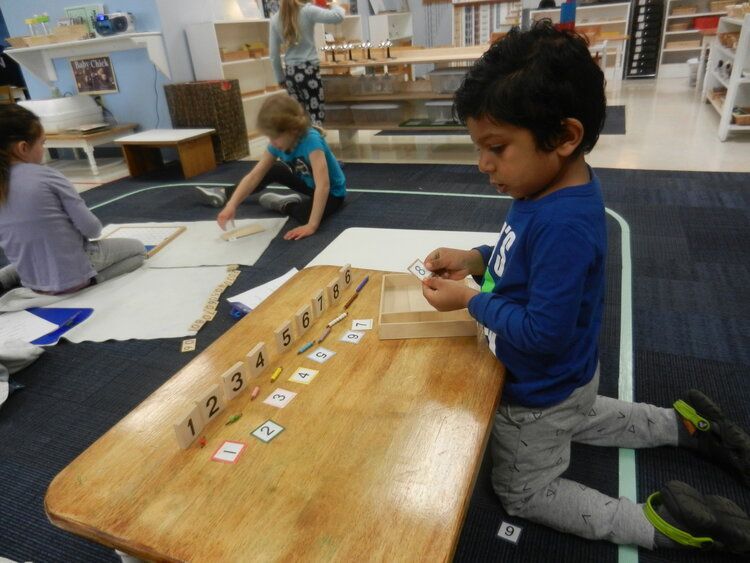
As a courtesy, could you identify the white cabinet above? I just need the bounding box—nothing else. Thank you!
[659,0,731,77]
[368,12,413,44]
[186,19,279,136]
[702,14,750,140]
[314,15,363,48]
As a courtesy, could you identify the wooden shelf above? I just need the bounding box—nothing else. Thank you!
[328,92,453,102]
[320,46,484,69]
[668,10,727,19]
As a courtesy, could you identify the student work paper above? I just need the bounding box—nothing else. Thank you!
[226,268,298,310]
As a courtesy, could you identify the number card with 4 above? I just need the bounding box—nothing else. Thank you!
[211,441,246,464]
[407,258,433,281]
[307,346,336,364]
[245,342,268,378]
[263,388,297,408]
[252,419,284,443]
[289,367,319,384]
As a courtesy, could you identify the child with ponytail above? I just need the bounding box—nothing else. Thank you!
[0,104,145,297]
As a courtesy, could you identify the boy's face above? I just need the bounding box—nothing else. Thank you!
[467,116,568,200]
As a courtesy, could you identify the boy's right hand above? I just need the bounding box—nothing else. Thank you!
[217,207,236,231]
[424,247,484,279]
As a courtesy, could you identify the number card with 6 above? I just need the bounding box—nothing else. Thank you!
[220,361,248,401]
[173,404,205,449]
[196,384,226,425]
[251,419,284,443]
[295,304,313,336]
[407,258,433,281]
[339,263,352,288]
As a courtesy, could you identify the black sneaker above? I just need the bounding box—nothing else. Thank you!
[258,192,302,213]
[194,186,226,208]
[674,390,750,487]
[644,480,750,554]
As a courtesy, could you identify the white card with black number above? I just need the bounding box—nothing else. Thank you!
[251,420,284,443]
[289,367,319,384]
[407,258,433,281]
[351,319,373,330]
[263,388,297,408]
[497,521,522,544]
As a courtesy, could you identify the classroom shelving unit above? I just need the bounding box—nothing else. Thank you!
[368,12,413,45]
[659,0,732,77]
[625,0,664,78]
[530,2,632,80]
[701,14,750,140]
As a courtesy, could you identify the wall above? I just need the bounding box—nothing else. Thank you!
[0,0,211,129]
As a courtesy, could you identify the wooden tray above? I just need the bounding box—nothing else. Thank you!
[378,273,477,339]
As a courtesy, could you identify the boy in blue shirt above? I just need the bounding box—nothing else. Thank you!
[422,21,750,554]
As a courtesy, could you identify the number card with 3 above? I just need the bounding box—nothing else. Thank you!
[307,346,336,364]
[289,367,319,384]
[497,521,522,544]
[340,330,365,344]
[407,258,433,281]
[220,361,248,401]
[252,419,284,443]
[263,387,297,408]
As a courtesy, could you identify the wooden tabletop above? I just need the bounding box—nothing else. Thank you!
[115,128,216,145]
[45,123,137,141]
[321,45,487,69]
[45,266,504,561]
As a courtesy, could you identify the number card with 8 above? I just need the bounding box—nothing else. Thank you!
[327,277,342,305]
[407,258,433,281]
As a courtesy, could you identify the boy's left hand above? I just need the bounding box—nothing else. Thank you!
[422,277,479,311]
[284,224,317,240]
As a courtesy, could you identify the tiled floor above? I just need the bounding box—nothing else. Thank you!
[61,76,750,192]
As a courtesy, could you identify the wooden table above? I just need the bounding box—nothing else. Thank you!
[44,123,137,176]
[45,266,504,561]
[115,128,216,179]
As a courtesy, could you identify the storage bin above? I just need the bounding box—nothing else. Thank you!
[429,68,467,94]
[694,16,719,29]
[164,80,248,162]
[671,6,697,15]
[425,100,454,123]
[351,103,403,124]
[322,75,352,97]
[667,21,691,31]
[18,95,102,133]
[325,103,353,124]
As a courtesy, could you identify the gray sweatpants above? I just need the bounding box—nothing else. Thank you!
[491,366,679,549]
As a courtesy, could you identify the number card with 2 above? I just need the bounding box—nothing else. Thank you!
[196,384,226,424]
[307,346,336,364]
[263,388,297,408]
[289,367,319,384]
[211,441,246,464]
[340,330,365,344]
[252,419,284,443]
[407,258,433,281]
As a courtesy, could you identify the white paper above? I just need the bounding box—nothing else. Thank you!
[263,388,297,408]
[227,268,298,310]
[0,311,59,344]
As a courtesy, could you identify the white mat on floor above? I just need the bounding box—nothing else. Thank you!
[52,265,231,342]
[101,218,287,268]
[307,227,499,271]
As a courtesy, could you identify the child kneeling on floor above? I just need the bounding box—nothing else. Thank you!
[202,94,346,241]
[421,21,750,555]
[0,105,145,296]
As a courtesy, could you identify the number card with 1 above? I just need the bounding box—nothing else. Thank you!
[220,361,248,401]
[252,419,284,443]
[407,258,433,281]
[340,330,365,344]
[497,521,522,544]
[196,384,226,424]
[351,319,373,330]
[211,441,246,464]
[173,404,205,449]
[289,367,319,384]
[263,387,297,408]
[307,346,336,364]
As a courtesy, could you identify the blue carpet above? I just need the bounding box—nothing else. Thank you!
[1,162,748,563]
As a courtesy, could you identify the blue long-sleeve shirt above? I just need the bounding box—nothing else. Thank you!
[269,4,345,83]
[467,172,606,408]
[0,163,100,292]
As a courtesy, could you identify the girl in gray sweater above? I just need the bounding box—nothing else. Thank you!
[0,104,145,295]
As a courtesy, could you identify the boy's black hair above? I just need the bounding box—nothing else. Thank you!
[454,20,606,155]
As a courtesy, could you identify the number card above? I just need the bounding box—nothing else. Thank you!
[340,330,365,344]
[311,288,326,319]
[289,367,319,384]
[351,318,373,330]
[295,304,313,336]
[497,521,522,544]
[274,319,295,354]
[245,342,269,378]
[173,405,205,449]
[181,338,197,352]
[196,384,226,425]
[211,441,246,464]
[339,263,352,288]
[327,277,342,305]
[407,258,433,281]
[307,346,336,364]
[220,361,248,401]
[252,419,284,443]
[263,388,297,408]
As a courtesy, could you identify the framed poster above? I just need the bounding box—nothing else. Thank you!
[70,55,118,95]
[64,3,104,35]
